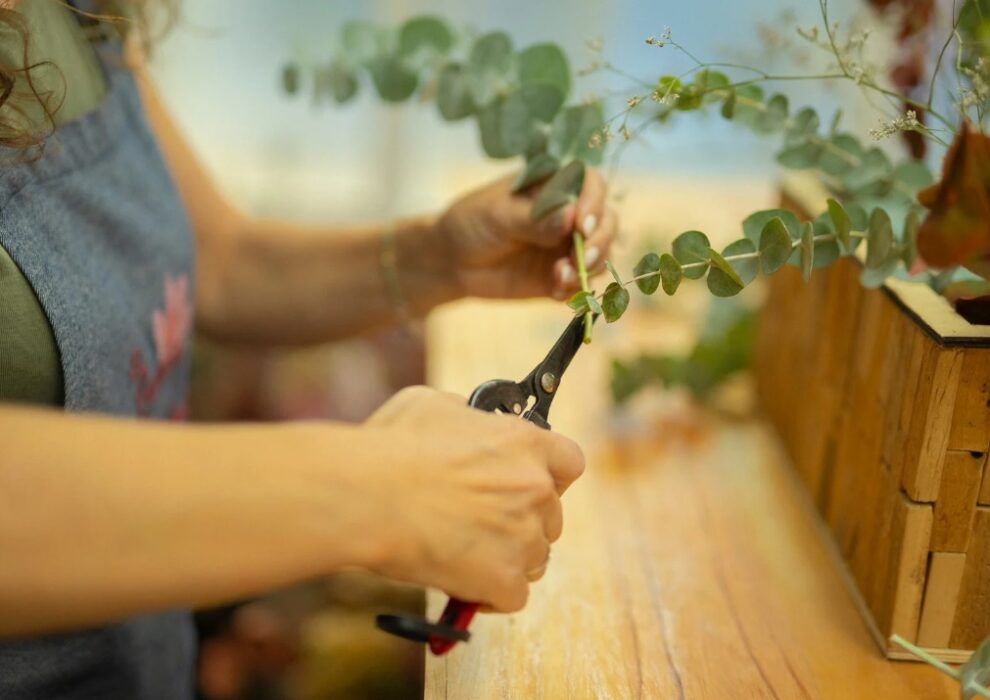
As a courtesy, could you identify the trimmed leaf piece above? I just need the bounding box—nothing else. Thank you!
[827,198,852,254]
[512,154,559,192]
[671,230,711,279]
[799,221,815,281]
[518,43,570,101]
[567,290,602,315]
[531,160,585,221]
[606,260,623,285]
[707,248,745,297]
[865,207,895,269]
[468,32,514,105]
[722,238,758,284]
[602,283,630,322]
[759,217,792,274]
[633,252,661,295]
[368,55,419,102]
[659,254,683,295]
[437,63,476,120]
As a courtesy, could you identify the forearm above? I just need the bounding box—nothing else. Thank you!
[0,406,389,636]
[196,213,460,345]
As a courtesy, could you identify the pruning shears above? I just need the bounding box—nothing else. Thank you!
[375,312,593,655]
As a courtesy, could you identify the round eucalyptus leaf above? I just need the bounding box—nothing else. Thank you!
[633,252,661,295]
[567,290,600,315]
[671,230,711,279]
[602,282,630,323]
[786,107,819,145]
[722,238,758,284]
[693,69,729,94]
[659,254,683,295]
[860,257,899,288]
[512,153,560,192]
[776,142,822,169]
[902,208,920,267]
[799,221,815,281]
[826,198,852,254]
[759,217,792,274]
[674,84,702,111]
[843,148,893,197]
[437,63,476,120]
[468,31,514,106]
[530,160,585,221]
[846,202,868,231]
[731,84,765,128]
[707,248,745,297]
[755,93,788,133]
[813,237,841,268]
[865,207,895,269]
[548,103,605,165]
[342,20,384,65]
[819,133,864,176]
[518,43,570,100]
[281,64,300,95]
[520,83,565,123]
[743,208,800,242]
[960,635,990,700]
[368,55,419,102]
[720,90,736,119]
[478,90,539,158]
[893,160,935,195]
[398,16,454,65]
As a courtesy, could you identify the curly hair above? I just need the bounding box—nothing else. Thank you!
[0,1,173,151]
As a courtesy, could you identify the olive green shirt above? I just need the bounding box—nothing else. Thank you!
[0,0,109,405]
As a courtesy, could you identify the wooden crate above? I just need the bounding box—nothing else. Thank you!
[755,179,990,662]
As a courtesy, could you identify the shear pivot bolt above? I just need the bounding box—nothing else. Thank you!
[540,372,558,393]
[512,403,522,414]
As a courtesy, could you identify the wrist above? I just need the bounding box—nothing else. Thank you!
[393,214,463,310]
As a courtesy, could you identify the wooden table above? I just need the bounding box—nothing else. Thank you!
[422,298,958,700]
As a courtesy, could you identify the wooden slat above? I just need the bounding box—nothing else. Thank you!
[877,492,933,642]
[950,507,990,648]
[948,349,990,453]
[901,344,964,502]
[931,450,985,552]
[917,553,967,649]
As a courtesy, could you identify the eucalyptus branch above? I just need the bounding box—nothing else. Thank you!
[928,0,962,112]
[572,232,594,343]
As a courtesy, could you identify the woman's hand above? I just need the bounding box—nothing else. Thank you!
[364,386,585,612]
[437,168,619,301]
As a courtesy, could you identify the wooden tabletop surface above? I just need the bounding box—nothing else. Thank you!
[422,296,958,700]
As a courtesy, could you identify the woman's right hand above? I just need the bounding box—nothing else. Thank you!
[362,386,585,613]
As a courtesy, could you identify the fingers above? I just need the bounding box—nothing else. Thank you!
[550,206,619,299]
[536,430,586,496]
[575,167,607,242]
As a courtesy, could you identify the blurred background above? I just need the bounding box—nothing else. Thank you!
[143,1,914,697]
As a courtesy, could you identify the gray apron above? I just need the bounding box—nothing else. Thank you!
[0,40,197,700]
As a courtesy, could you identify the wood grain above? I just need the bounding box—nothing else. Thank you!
[950,507,990,649]
[931,450,985,552]
[947,349,990,454]
[424,299,958,700]
[917,553,967,649]
[980,454,990,507]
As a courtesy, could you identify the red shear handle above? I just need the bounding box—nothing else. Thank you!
[429,598,480,655]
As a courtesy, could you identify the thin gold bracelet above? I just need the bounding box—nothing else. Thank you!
[380,224,413,325]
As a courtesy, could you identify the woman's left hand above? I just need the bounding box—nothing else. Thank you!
[437,167,618,301]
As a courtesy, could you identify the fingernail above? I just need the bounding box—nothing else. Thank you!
[584,246,600,268]
[581,214,598,238]
[560,264,576,284]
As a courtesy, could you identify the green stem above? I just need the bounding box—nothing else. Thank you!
[572,231,593,344]
[889,635,961,681]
